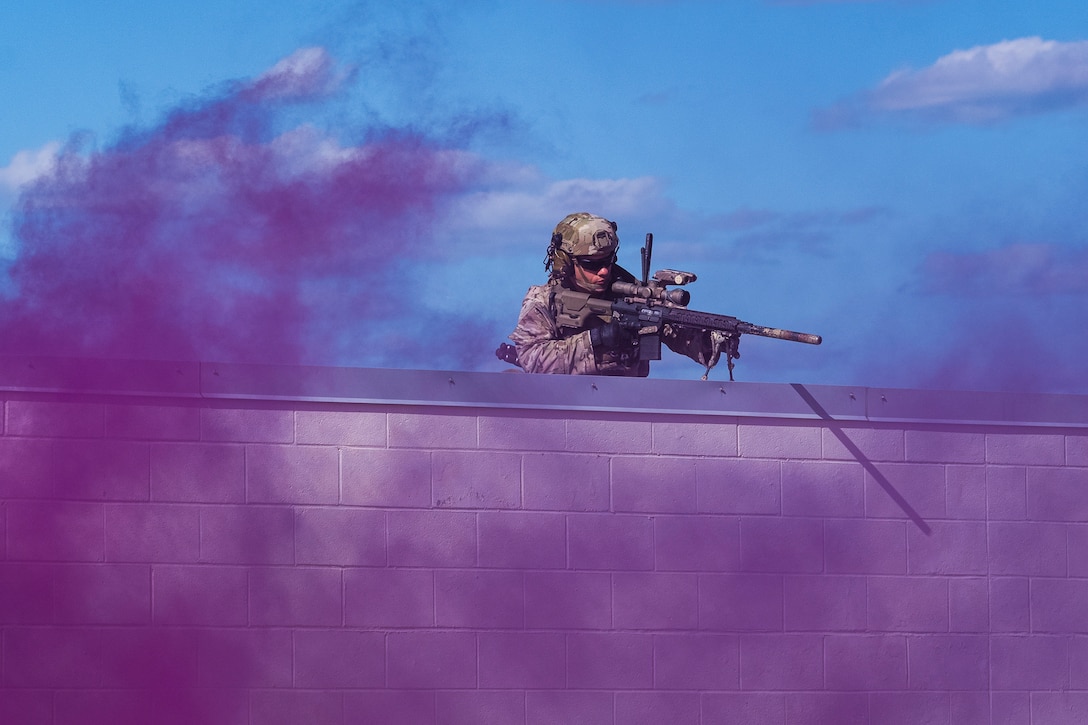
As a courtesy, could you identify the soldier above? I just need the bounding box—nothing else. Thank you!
[507,212,722,376]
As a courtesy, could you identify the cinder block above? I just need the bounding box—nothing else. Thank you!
[524,571,611,630]
[105,404,200,441]
[246,444,339,505]
[343,692,435,725]
[987,432,1065,466]
[0,563,54,624]
[436,691,527,725]
[651,419,738,457]
[696,459,780,515]
[151,443,245,503]
[781,461,864,518]
[655,515,740,572]
[1027,466,1088,522]
[1071,637,1088,689]
[55,439,150,501]
[864,463,946,520]
[435,570,524,629]
[702,693,786,725]
[824,634,907,690]
[53,563,150,625]
[295,409,385,446]
[567,513,654,571]
[2,627,102,688]
[1071,524,1088,578]
[783,575,866,632]
[389,412,476,449]
[566,633,653,689]
[905,430,985,464]
[295,507,386,566]
[699,573,783,632]
[522,453,610,512]
[949,577,989,632]
[0,690,52,725]
[1069,434,1088,466]
[342,448,432,508]
[345,568,434,628]
[433,451,521,509]
[6,400,103,438]
[612,455,697,514]
[987,466,1027,520]
[478,512,566,569]
[478,414,565,452]
[868,693,950,725]
[54,688,231,725]
[6,501,104,562]
[990,692,1030,725]
[478,632,566,688]
[739,633,823,690]
[950,692,991,725]
[990,577,1030,633]
[945,464,987,520]
[739,517,823,574]
[105,503,200,563]
[0,438,54,498]
[615,692,699,725]
[251,691,344,725]
[654,633,739,690]
[99,627,198,689]
[907,521,988,575]
[248,566,342,626]
[152,565,247,626]
[566,417,651,454]
[991,635,1069,690]
[198,628,293,688]
[386,632,476,689]
[824,518,906,575]
[526,691,612,725]
[387,510,476,568]
[294,630,385,688]
[201,407,293,443]
[989,522,1067,576]
[1031,578,1088,633]
[738,422,821,460]
[868,577,948,632]
[199,505,294,565]
[1032,693,1088,724]
[613,572,699,630]
[907,635,989,690]
[822,425,904,463]
[785,693,869,725]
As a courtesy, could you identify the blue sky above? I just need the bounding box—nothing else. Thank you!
[3,0,1088,393]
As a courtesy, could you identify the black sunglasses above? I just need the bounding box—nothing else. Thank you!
[573,254,616,270]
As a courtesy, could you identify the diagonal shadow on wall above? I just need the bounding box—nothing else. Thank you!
[791,384,931,536]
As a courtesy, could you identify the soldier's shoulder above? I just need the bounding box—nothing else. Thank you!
[523,281,558,304]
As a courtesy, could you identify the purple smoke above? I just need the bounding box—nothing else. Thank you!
[2,47,490,369]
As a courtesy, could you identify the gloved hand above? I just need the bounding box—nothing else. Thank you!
[590,317,635,353]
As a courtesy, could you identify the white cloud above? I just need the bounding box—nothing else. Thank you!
[0,142,61,193]
[819,37,1088,126]
[248,46,352,101]
[447,175,669,236]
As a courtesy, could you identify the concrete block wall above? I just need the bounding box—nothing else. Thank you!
[1,359,1088,724]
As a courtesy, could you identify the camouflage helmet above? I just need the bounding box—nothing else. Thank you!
[545,212,619,279]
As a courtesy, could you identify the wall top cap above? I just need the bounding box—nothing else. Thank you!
[2,355,1086,429]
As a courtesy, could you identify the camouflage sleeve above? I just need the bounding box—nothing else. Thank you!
[508,286,600,375]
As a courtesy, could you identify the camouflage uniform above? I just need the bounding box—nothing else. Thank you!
[509,213,720,376]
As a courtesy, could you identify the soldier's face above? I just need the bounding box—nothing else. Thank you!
[571,254,614,293]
